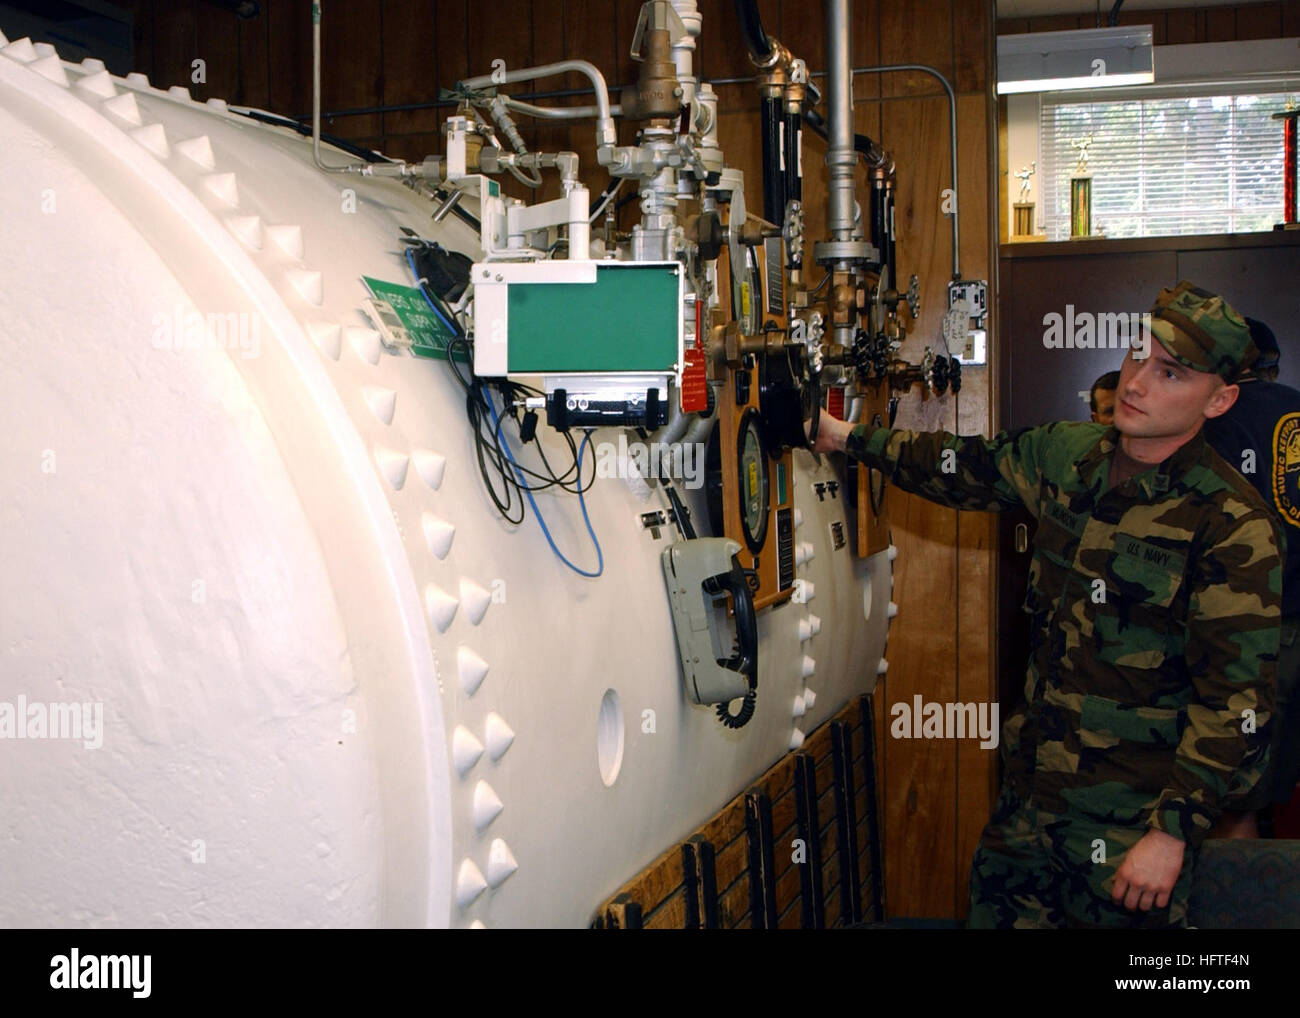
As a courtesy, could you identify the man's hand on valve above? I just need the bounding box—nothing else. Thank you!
[806,415,853,455]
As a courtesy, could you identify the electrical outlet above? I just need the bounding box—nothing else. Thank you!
[959,329,987,365]
[947,279,988,366]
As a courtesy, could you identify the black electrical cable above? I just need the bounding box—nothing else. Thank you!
[233,108,391,164]
[432,311,594,526]
[716,641,758,728]
[803,106,888,168]
[733,0,775,63]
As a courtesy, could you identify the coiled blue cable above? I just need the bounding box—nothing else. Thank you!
[486,392,604,578]
[406,246,602,576]
[405,245,462,339]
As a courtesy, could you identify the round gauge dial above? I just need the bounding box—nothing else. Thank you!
[738,409,770,552]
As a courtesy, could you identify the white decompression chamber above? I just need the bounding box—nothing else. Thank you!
[0,5,899,928]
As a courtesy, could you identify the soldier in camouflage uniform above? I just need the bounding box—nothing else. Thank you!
[812,281,1281,927]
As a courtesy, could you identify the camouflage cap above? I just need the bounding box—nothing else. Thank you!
[1149,280,1258,380]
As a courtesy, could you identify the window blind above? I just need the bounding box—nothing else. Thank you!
[1039,90,1295,240]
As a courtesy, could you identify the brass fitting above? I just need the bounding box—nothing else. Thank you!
[622,27,682,120]
[831,271,856,326]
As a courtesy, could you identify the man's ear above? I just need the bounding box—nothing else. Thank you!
[1204,380,1239,420]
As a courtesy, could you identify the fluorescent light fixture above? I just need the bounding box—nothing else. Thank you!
[997,26,1154,95]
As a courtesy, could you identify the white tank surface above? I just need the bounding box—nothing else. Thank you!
[0,36,892,927]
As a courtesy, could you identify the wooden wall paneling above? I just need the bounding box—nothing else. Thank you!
[953,0,990,95]
[319,0,382,141]
[1027,14,1084,33]
[853,757,872,906]
[380,135,434,163]
[852,0,883,102]
[1176,246,1300,360]
[778,0,825,78]
[1193,9,1208,42]
[1000,250,1177,428]
[433,0,470,90]
[194,3,241,105]
[609,0,639,234]
[467,4,531,86]
[724,878,753,928]
[267,0,311,124]
[681,837,719,927]
[118,0,156,82]
[882,493,960,917]
[236,7,270,109]
[1286,1,1300,36]
[714,80,763,217]
[954,92,996,923]
[883,97,950,416]
[380,0,440,142]
[855,697,884,919]
[561,0,621,210]
[431,0,469,160]
[1165,8,1198,45]
[792,753,826,927]
[880,0,954,99]
[1235,2,1285,39]
[528,0,566,204]
[955,92,988,440]
[1204,6,1238,42]
[829,720,863,923]
[468,1,535,203]
[881,90,962,918]
[643,890,689,927]
[1115,10,1167,46]
[153,0,195,92]
[711,830,747,889]
[698,0,773,83]
[612,0,642,90]
[697,0,771,232]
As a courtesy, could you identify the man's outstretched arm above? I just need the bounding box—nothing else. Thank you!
[810,415,1049,516]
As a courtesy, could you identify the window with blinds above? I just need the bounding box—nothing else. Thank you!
[1039,91,1294,240]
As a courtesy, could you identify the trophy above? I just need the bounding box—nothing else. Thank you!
[1275,100,1298,229]
[1070,135,1093,239]
[1013,162,1036,238]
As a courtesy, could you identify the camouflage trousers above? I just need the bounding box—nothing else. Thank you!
[967,782,1197,929]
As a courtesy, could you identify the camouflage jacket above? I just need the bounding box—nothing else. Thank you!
[847,421,1281,848]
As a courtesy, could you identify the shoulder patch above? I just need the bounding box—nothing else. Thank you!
[1271,413,1300,528]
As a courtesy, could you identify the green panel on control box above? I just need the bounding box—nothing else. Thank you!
[361,275,466,361]
[506,264,679,373]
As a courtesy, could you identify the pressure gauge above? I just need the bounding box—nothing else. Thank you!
[731,247,762,336]
[737,409,770,553]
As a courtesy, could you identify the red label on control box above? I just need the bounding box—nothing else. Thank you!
[681,299,708,413]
